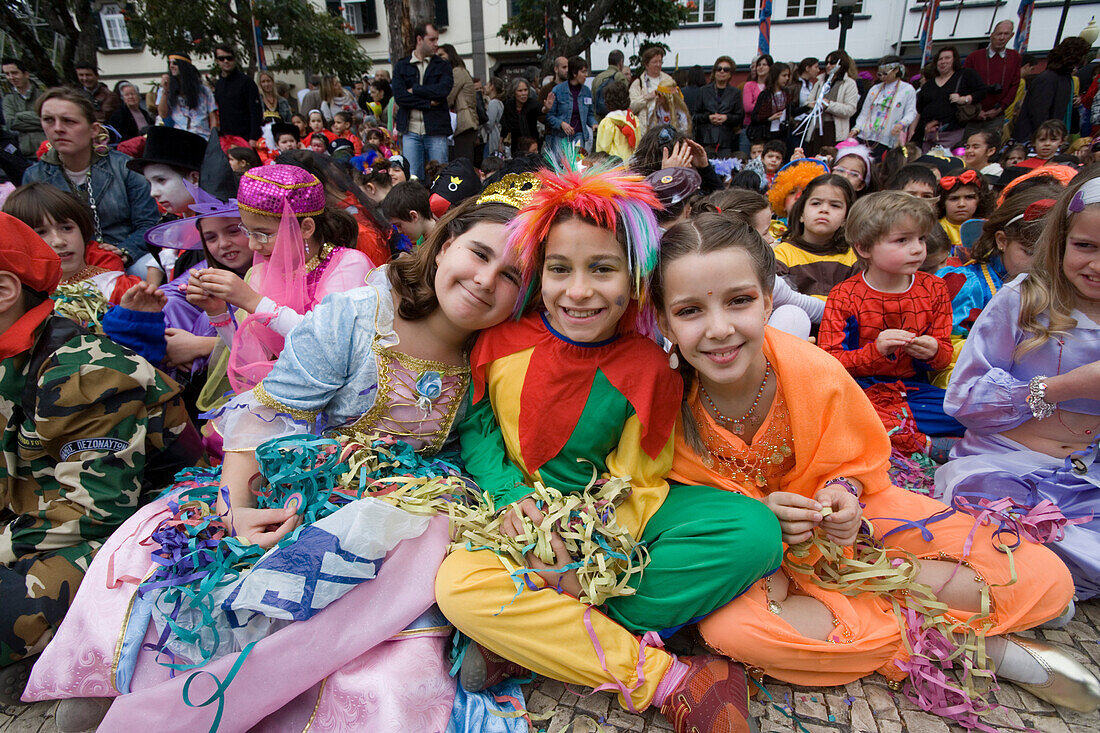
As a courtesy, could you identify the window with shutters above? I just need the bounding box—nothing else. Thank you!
[340,0,378,34]
[100,5,132,50]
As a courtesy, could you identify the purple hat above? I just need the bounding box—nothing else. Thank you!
[145,182,240,251]
[238,164,326,218]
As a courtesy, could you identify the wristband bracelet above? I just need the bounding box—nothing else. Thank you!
[824,476,860,498]
[1027,375,1055,419]
[208,311,232,328]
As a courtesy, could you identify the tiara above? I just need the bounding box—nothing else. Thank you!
[476,172,541,209]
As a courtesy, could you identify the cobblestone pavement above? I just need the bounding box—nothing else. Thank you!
[4,599,1099,732]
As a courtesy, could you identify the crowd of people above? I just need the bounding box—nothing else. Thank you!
[2,16,1100,733]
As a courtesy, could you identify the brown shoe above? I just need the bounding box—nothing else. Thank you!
[659,655,753,733]
[458,642,530,692]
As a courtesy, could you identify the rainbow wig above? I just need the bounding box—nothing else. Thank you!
[507,145,663,330]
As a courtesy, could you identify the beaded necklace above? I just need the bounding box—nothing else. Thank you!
[698,359,771,435]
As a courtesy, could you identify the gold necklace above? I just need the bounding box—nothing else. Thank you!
[304,242,335,273]
[61,264,107,285]
[694,388,794,489]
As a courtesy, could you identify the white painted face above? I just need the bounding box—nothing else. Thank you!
[143,163,195,215]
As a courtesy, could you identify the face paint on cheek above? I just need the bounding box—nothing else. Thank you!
[615,296,627,307]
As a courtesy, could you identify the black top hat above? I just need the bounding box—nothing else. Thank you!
[126,127,208,174]
[271,122,300,142]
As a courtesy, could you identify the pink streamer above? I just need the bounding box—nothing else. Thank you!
[954,496,1091,557]
[580,606,665,714]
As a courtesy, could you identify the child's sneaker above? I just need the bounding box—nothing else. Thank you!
[659,655,753,733]
[458,642,530,692]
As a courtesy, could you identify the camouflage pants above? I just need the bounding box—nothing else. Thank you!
[0,546,89,667]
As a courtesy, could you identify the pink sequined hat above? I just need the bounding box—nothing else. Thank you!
[237,164,326,218]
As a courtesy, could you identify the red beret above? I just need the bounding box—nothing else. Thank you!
[0,212,62,293]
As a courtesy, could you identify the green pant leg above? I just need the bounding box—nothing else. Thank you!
[602,484,783,634]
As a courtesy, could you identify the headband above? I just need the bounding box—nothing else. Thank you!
[939,169,979,191]
[1006,197,1058,228]
[168,54,192,64]
[1068,178,1100,214]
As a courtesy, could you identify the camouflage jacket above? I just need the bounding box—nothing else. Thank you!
[0,316,199,569]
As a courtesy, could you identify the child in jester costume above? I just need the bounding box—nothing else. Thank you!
[435,151,784,733]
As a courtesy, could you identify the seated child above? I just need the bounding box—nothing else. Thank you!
[831,143,873,194]
[761,139,785,188]
[0,213,200,704]
[886,163,939,201]
[382,181,436,246]
[938,170,1100,616]
[227,146,261,174]
[919,218,951,274]
[271,121,301,154]
[1002,144,1027,168]
[773,173,859,300]
[937,168,993,262]
[654,212,1085,720]
[436,156,783,733]
[3,183,143,307]
[595,81,639,161]
[962,130,1003,178]
[819,191,964,442]
[331,111,363,154]
[308,132,329,155]
[1021,120,1068,168]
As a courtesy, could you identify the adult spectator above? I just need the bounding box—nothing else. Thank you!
[320,74,357,122]
[740,53,773,153]
[546,56,596,150]
[439,44,478,163]
[804,49,859,155]
[679,65,707,118]
[392,23,453,180]
[629,47,678,138]
[299,74,322,113]
[73,62,118,123]
[916,45,986,151]
[25,88,160,279]
[749,62,794,144]
[156,52,218,140]
[501,77,541,151]
[213,45,262,147]
[108,82,154,142]
[257,70,292,124]
[1,57,45,161]
[790,57,820,139]
[369,78,395,130]
[540,56,568,103]
[850,56,918,157]
[592,50,629,119]
[693,55,743,159]
[1013,36,1092,143]
[481,77,505,159]
[0,212,200,704]
[964,20,1020,131]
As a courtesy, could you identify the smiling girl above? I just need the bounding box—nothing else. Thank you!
[437,154,781,733]
[653,212,1084,717]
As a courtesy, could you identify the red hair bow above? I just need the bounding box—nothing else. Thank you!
[939,168,979,191]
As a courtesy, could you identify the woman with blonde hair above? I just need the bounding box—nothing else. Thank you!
[257,70,291,123]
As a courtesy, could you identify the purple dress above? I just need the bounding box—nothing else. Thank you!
[936,275,1100,599]
[159,260,218,373]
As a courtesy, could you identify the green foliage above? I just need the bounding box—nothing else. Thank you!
[135,0,371,78]
[500,0,691,60]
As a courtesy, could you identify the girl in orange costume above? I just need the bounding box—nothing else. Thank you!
[651,211,1098,718]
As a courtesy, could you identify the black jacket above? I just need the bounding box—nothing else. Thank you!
[108,104,154,142]
[214,70,263,141]
[501,98,542,148]
[1014,69,1074,143]
[392,54,454,136]
[693,83,744,151]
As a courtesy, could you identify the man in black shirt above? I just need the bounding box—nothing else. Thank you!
[212,45,262,147]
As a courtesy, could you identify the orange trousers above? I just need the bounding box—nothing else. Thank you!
[698,487,1075,686]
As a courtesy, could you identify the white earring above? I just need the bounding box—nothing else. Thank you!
[669,350,679,370]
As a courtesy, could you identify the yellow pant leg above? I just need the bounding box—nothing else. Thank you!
[435,486,673,712]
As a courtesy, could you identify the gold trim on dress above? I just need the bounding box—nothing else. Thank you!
[301,677,328,733]
[110,566,158,692]
[335,338,469,455]
[254,381,319,422]
[304,243,335,273]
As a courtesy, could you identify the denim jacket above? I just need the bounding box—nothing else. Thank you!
[24,149,160,259]
[546,81,596,149]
